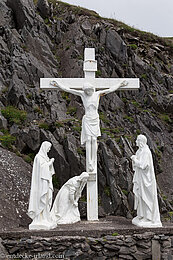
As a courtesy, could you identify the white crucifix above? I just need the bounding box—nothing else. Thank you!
[40,48,140,221]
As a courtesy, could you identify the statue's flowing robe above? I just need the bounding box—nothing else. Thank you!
[132,144,161,224]
[28,147,54,221]
[81,114,101,145]
[51,176,83,224]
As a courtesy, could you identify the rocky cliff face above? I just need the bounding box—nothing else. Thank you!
[0,146,31,230]
[0,0,173,228]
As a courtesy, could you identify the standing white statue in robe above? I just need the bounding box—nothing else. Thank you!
[28,141,56,230]
[51,172,89,224]
[131,135,162,227]
[50,81,127,172]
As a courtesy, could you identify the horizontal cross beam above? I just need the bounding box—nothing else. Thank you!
[40,78,139,91]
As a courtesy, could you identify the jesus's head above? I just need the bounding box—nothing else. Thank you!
[83,83,94,96]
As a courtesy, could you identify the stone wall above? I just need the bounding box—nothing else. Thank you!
[1,232,173,260]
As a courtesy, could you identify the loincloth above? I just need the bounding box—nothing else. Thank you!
[81,115,101,145]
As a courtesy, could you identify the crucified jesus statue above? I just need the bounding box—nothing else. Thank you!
[41,48,139,221]
[50,80,128,172]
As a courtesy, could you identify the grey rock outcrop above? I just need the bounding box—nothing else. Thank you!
[106,29,128,61]
[37,0,50,18]
[0,147,31,230]
[6,0,36,30]
[0,112,7,129]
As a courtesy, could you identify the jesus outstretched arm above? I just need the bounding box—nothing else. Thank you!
[50,80,83,96]
[97,80,128,96]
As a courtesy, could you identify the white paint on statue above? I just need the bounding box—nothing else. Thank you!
[51,172,89,224]
[28,141,56,230]
[131,135,162,228]
[49,78,128,221]
[40,48,140,221]
[50,80,127,172]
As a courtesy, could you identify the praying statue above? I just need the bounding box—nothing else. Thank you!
[50,172,89,224]
[28,141,56,230]
[131,134,162,227]
[50,80,127,172]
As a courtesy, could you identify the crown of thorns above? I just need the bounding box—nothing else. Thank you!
[83,83,94,91]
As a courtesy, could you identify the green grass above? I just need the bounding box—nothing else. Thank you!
[131,100,139,107]
[44,18,51,26]
[33,0,38,5]
[34,106,43,115]
[21,44,28,52]
[39,122,49,130]
[112,232,119,236]
[80,195,87,202]
[0,134,16,148]
[66,106,77,116]
[99,112,109,124]
[142,109,150,113]
[23,155,33,163]
[122,97,128,103]
[52,175,59,189]
[65,45,70,50]
[141,74,148,79]
[104,186,111,197]
[49,0,71,7]
[123,115,134,123]
[96,70,102,77]
[72,126,81,133]
[111,127,123,134]
[124,135,133,141]
[49,0,99,18]
[136,129,141,135]
[26,93,32,100]
[122,189,128,196]
[2,86,8,94]
[155,148,161,159]
[168,212,173,217]
[77,148,84,155]
[115,137,121,143]
[55,121,63,127]
[1,106,27,125]
[128,44,138,50]
[0,129,8,134]
[162,194,168,201]
[159,114,172,124]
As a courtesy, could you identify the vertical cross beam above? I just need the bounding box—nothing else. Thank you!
[83,48,97,79]
[84,48,98,221]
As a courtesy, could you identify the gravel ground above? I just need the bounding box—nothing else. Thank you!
[0,216,173,239]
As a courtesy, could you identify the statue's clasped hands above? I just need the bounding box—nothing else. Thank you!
[73,201,78,207]
[49,158,55,165]
[131,155,136,161]
[131,155,137,165]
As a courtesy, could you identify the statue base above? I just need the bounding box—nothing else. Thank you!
[29,221,57,230]
[132,216,162,228]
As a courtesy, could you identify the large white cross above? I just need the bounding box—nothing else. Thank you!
[40,48,139,221]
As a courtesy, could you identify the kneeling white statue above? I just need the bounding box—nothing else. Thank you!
[131,135,162,228]
[28,141,56,230]
[51,172,89,224]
